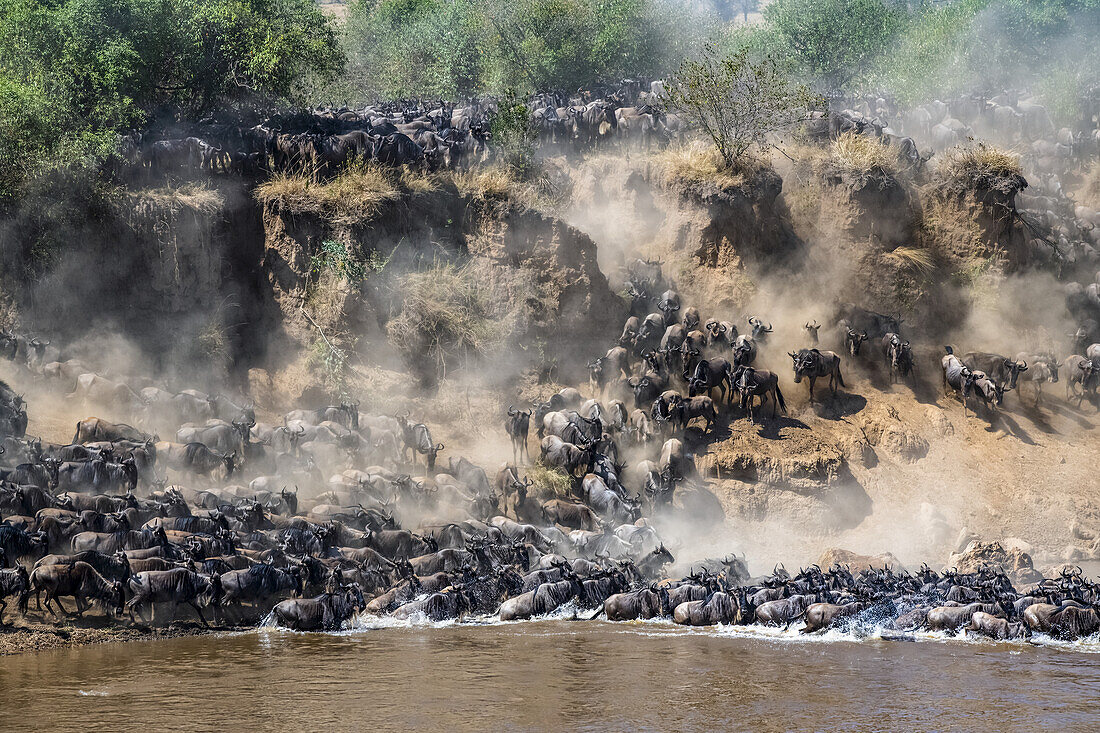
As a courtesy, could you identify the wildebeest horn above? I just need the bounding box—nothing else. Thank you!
[435,443,444,450]
[788,351,797,359]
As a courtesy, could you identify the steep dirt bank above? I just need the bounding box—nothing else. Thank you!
[0,178,274,385]
[256,173,626,394]
[565,151,803,310]
[556,151,1098,574]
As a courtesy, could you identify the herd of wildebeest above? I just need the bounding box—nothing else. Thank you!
[0,254,1098,641]
[1,82,1099,644]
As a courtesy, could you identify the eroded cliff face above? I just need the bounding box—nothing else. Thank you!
[258,183,626,379]
[565,155,805,312]
[923,172,1031,272]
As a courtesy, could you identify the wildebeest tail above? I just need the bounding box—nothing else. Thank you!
[774,384,787,413]
[784,606,809,630]
[73,421,82,445]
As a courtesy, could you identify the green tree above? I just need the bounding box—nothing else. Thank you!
[763,0,906,88]
[0,0,342,197]
[668,45,822,167]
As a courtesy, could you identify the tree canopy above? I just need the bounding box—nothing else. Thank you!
[0,0,342,197]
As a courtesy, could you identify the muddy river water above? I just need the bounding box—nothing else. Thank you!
[2,619,1099,731]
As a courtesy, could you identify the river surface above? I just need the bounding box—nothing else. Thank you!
[2,619,1099,732]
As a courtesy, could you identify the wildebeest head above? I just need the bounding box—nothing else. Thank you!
[789,350,814,382]
[748,316,773,340]
[223,451,238,477]
[804,319,821,343]
[1003,358,1028,389]
[972,372,1005,406]
[845,327,869,355]
[587,357,605,384]
[341,401,360,429]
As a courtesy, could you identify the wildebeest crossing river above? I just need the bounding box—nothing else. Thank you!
[2,619,1099,732]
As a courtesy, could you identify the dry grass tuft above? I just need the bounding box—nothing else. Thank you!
[655,141,764,190]
[255,164,402,223]
[829,133,899,176]
[452,167,517,202]
[528,462,575,500]
[386,262,518,384]
[936,143,1023,189]
[883,245,935,273]
[129,182,224,217]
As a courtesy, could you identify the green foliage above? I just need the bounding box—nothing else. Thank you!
[490,89,536,177]
[872,0,1100,105]
[310,239,391,284]
[667,45,823,167]
[342,0,716,99]
[0,0,342,198]
[763,0,906,88]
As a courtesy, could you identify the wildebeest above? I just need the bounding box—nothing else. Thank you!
[71,526,168,554]
[969,371,1005,411]
[747,316,773,341]
[704,319,737,349]
[498,577,582,621]
[926,602,1006,633]
[1048,605,1100,639]
[963,611,1030,640]
[29,561,124,618]
[0,525,48,564]
[756,594,814,627]
[962,352,1028,391]
[672,396,717,433]
[790,349,845,401]
[942,347,979,416]
[731,366,785,423]
[732,335,757,368]
[0,565,29,619]
[583,474,640,525]
[673,591,738,626]
[600,585,669,621]
[1014,352,1058,405]
[126,568,220,626]
[540,435,593,477]
[687,358,731,403]
[56,456,138,494]
[799,602,865,633]
[842,327,869,356]
[881,333,914,382]
[541,499,600,531]
[70,376,143,413]
[273,585,366,631]
[73,418,152,445]
[160,441,236,480]
[219,564,302,613]
[835,304,901,341]
[1063,355,1100,406]
[397,415,444,470]
[505,406,531,464]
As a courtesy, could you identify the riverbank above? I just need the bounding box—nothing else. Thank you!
[0,621,226,656]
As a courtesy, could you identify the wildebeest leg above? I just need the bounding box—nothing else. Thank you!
[189,602,209,627]
[52,594,70,617]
